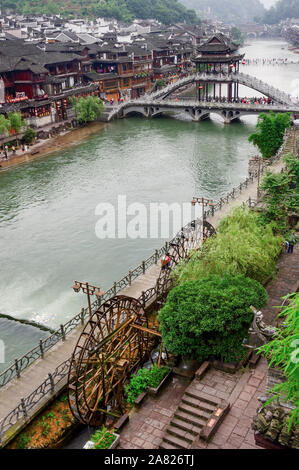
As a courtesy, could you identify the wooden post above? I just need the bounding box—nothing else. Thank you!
[21,398,28,420]
[114,282,117,295]
[142,260,145,275]
[15,359,20,379]
[128,270,132,286]
[48,373,55,394]
[86,282,92,319]
[60,324,66,341]
[155,249,158,264]
[80,308,85,325]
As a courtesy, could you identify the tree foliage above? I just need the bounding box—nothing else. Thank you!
[261,0,299,25]
[258,154,299,235]
[159,274,267,363]
[248,112,291,160]
[257,293,299,429]
[8,112,27,133]
[0,114,11,137]
[1,0,200,24]
[71,95,105,124]
[174,206,282,285]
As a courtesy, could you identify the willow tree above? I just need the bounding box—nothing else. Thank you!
[8,112,27,133]
[0,114,11,137]
[71,95,105,124]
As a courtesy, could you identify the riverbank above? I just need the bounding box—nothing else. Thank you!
[0,121,108,172]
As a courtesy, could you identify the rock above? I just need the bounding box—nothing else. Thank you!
[278,421,292,447]
[265,418,282,442]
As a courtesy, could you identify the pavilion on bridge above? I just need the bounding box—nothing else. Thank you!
[192,34,245,101]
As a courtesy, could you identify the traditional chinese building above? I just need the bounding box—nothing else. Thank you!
[192,34,245,101]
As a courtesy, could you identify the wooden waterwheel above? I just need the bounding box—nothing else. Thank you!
[68,295,156,426]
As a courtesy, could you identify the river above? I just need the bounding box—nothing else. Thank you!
[0,39,298,371]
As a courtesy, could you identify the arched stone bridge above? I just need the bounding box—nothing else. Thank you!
[106,72,298,123]
[116,100,299,124]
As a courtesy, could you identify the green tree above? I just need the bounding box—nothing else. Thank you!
[248,112,291,160]
[159,274,267,363]
[8,112,26,133]
[0,114,11,137]
[71,95,105,124]
[174,206,282,285]
[257,293,299,429]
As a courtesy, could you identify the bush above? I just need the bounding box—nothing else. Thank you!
[257,293,299,429]
[23,127,36,144]
[91,426,116,449]
[174,206,282,285]
[71,95,105,124]
[248,112,291,159]
[125,365,170,405]
[258,154,299,234]
[158,274,267,363]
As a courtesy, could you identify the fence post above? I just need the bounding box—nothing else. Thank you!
[39,340,44,359]
[165,241,168,253]
[114,282,117,295]
[60,325,66,341]
[141,291,146,308]
[15,359,20,379]
[21,398,28,420]
[154,249,158,264]
[48,373,55,395]
[142,261,145,275]
[128,270,132,286]
[232,188,235,198]
[248,197,251,208]
[80,308,85,325]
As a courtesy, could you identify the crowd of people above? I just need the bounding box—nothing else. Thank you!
[0,143,29,161]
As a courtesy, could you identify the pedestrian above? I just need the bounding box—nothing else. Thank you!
[22,144,25,153]
[12,145,15,154]
[161,253,171,270]
[288,234,296,254]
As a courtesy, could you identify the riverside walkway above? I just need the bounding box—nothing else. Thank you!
[0,127,298,447]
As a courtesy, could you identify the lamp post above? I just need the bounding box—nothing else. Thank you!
[191,197,214,240]
[72,281,104,318]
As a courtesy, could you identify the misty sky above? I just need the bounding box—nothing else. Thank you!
[260,0,277,8]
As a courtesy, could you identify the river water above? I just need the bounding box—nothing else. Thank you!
[0,40,298,370]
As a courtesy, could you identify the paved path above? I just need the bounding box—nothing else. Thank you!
[119,359,268,450]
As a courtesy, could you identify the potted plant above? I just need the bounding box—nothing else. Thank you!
[83,426,120,449]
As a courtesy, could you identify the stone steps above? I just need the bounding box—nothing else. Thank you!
[159,377,219,449]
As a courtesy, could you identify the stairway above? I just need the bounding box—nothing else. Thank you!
[159,384,220,449]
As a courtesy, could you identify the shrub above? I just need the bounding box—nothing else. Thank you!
[125,365,170,404]
[248,112,291,159]
[257,293,299,429]
[159,274,267,363]
[91,427,116,449]
[23,127,36,144]
[71,95,105,124]
[174,206,282,285]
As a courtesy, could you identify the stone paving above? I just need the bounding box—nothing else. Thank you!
[119,358,268,450]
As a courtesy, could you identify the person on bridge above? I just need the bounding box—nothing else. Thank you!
[161,254,171,270]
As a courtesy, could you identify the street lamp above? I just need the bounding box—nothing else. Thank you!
[72,281,104,318]
[191,197,214,240]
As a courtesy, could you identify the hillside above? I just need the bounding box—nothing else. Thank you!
[0,0,201,24]
[180,0,266,23]
[262,0,299,24]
